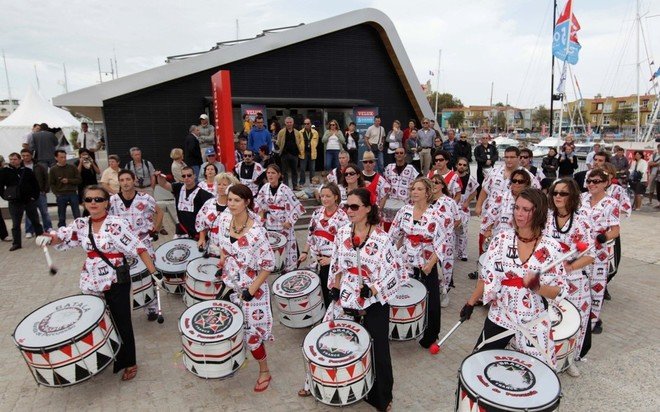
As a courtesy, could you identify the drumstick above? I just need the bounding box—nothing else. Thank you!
[436,320,465,350]
[42,245,58,275]
[155,282,164,324]
[538,234,607,274]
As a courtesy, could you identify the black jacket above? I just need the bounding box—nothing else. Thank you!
[474,143,499,169]
[0,165,41,202]
[183,133,203,166]
[541,155,559,179]
[455,140,472,162]
[558,154,579,177]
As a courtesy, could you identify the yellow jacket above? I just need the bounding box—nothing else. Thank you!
[276,128,303,159]
[297,128,319,160]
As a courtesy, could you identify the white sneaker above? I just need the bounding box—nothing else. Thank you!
[440,292,450,308]
[566,363,580,377]
[25,233,34,239]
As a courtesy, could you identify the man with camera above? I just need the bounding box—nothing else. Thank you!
[124,147,155,196]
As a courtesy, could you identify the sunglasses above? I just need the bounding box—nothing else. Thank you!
[434,158,446,162]
[511,179,527,184]
[181,174,194,178]
[84,197,107,203]
[520,155,530,159]
[243,154,253,157]
[422,121,429,124]
[457,163,468,167]
[362,160,374,164]
[552,191,570,197]
[344,171,358,176]
[395,152,405,155]
[586,179,605,185]
[343,203,362,211]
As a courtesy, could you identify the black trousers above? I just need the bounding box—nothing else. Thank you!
[281,153,299,188]
[8,200,43,247]
[413,267,441,348]
[318,264,331,309]
[580,316,592,359]
[474,317,513,352]
[104,281,136,372]
[0,214,8,239]
[608,236,622,282]
[476,166,486,197]
[362,303,393,411]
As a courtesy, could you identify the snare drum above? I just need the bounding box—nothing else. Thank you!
[155,239,203,294]
[389,279,427,341]
[183,257,224,307]
[179,300,245,379]
[128,256,155,310]
[272,270,324,328]
[550,299,581,372]
[382,199,405,223]
[267,231,287,272]
[456,349,561,412]
[13,295,121,387]
[302,320,374,406]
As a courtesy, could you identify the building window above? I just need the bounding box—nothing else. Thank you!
[597,103,603,110]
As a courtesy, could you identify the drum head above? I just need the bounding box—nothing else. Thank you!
[127,255,147,275]
[272,270,320,298]
[389,279,426,307]
[186,257,221,282]
[267,231,286,248]
[179,300,244,343]
[303,320,370,368]
[459,349,560,411]
[384,199,405,211]
[550,299,581,341]
[155,239,203,274]
[14,295,106,349]
[478,253,487,267]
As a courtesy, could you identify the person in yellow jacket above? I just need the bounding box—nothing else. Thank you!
[298,118,319,187]
[276,117,304,189]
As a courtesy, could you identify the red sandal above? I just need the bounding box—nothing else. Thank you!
[254,370,272,392]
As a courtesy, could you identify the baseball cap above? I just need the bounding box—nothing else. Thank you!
[200,114,209,120]
[205,148,216,156]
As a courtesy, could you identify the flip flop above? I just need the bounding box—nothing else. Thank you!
[121,365,138,381]
[254,371,272,392]
[298,388,312,397]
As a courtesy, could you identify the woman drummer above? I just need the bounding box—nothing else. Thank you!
[481,169,532,240]
[389,177,448,352]
[215,184,275,392]
[338,163,365,204]
[37,185,158,381]
[461,188,567,368]
[298,183,350,308]
[255,165,305,273]
[196,172,240,256]
[579,168,620,334]
[327,188,406,411]
[545,178,595,377]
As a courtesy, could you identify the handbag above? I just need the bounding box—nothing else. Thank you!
[88,220,131,284]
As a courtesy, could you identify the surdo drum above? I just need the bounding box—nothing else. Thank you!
[183,257,224,307]
[456,349,561,412]
[267,231,287,273]
[128,256,155,310]
[155,239,203,294]
[388,279,427,341]
[13,295,121,387]
[550,299,581,373]
[272,269,324,328]
[179,300,245,379]
[382,199,406,223]
[302,320,374,406]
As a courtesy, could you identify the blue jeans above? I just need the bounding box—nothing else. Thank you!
[56,193,81,227]
[25,192,53,233]
[325,149,340,171]
[191,165,200,181]
[369,148,385,174]
[298,154,316,185]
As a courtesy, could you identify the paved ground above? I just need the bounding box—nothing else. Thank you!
[0,203,658,411]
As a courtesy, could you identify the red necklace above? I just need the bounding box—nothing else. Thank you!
[91,213,108,223]
[324,208,337,218]
[515,231,539,243]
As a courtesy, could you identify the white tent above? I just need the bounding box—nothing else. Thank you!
[0,85,81,159]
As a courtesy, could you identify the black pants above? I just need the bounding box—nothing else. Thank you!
[476,167,486,197]
[362,303,393,411]
[281,153,299,188]
[8,200,43,247]
[474,317,513,352]
[318,264,331,309]
[580,316,592,359]
[608,236,622,282]
[104,281,136,372]
[414,267,441,348]
[0,214,8,239]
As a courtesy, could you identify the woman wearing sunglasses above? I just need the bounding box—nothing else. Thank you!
[545,179,595,377]
[429,172,460,307]
[579,168,620,335]
[255,165,305,273]
[461,188,567,369]
[37,185,159,382]
[480,170,532,241]
[195,172,240,256]
[389,177,448,352]
[326,187,406,411]
[338,163,365,204]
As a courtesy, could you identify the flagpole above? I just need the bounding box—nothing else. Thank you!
[434,49,442,123]
[549,0,558,137]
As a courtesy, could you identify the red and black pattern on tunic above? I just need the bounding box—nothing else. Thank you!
[305,206,350,267]
[456,174,479,259]
[431,196,459,293]
[109,192,157,256]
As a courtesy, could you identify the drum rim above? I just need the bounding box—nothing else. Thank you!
[458,349,561,411]
[272,270,321,298]
[13,294,107,350]
[389,279,427,306]
[185,256,221,282]
[266,230,287,247]
[155,238,202,270]
[302,320,372,368]
[178,300,245,343]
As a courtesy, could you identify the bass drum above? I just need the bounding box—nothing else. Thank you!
[183,257,224,307]
[550,299,581,373]
[128,256,154,310]
[388,279,427,341]
[155,239,203,294]
[272,269,324,328]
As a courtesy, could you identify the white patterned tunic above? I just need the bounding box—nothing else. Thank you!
[234,161,263,195]
[108,192,157,256]
[305,207,350,266]
[431,195,459,292]
[480,165,539,212]
[456,174,479,259]
[197,180,217,197]
[384,163,419,201]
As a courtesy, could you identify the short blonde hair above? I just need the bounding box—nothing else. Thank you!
[410,177,435,203]
[170,148,183,160]
[214,172,239,187]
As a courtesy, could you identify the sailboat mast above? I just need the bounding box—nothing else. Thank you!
[549,0,558,137]
[2,50,14,112]
[434,49,442,123]
[636,0,640,141]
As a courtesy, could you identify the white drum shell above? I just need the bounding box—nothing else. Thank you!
[267,231,287,272]
[388,279,428,341]
[129,256,155,310]
[550,299,581,372]
[155,239,204,294]
[184,257,223,307]
[272,270,325,328]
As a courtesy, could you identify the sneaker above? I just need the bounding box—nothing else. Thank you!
[25,233,34,239]
[468,271,478,280]
[592,320,603,334]
[147,311,158,322]
[440,292,450,308]
[565,363,581,377]
[604,289,611,301]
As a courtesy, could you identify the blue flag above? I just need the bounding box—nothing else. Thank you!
[552,0,581,65]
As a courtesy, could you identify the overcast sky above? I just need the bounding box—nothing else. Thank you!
[1,0,658,109]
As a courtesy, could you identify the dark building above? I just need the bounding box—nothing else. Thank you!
[54,8,432,169]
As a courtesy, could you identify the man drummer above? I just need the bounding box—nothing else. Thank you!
[326,150,350,184]
[233,149,264,196]
[156,166,213,239]
[109,169,164,321]
[383,148,419,230]
[361,151,390,210]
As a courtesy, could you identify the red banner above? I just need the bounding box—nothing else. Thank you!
[211,70,236,171]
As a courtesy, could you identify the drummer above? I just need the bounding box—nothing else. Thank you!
[579,168,620,335]
[234,149,264,196]
[255,165,305,272]
[298,183,350,308]
[155,166,213,239]
[214,184,276,392]
[37,185,159,381]
[389,177,448,352]
[338,163,365,204]
[361,151,390,211]
[428,150,461,202]
[383,148,419,230]
[326,187,406,411]
[326,150,350,185]
[461,188,567,369]
[108,169,164,321]
[455,157,479,262]
[545,178,595,377]
[480,170,532,241]
[196,172,240,256]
